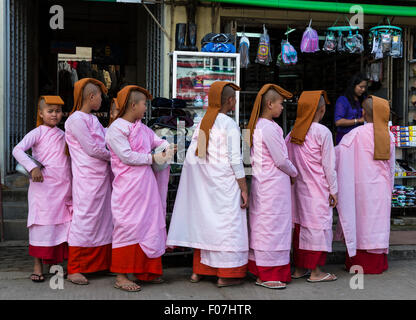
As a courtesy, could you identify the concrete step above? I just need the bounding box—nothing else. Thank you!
[2,220,28,241]
[1,188,28,202]
[4,173,29,189]
[2,202,28,219]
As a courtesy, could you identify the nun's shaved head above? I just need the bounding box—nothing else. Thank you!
[128,90,147,106]
[221,85,236,106]
[262,88,283,110]
[318,95,326,109]
[82,83,101,101]
[38,98,48,110]
[363,97,373,121]
[39,98,61,110]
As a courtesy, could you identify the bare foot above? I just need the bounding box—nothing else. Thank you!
[217,277,243,287]
[190,273,203,283]
[67,273,89,285]
[308,272,337,282]
[115,274,141,292]
[256,278,286,289]
[292,267,309,279]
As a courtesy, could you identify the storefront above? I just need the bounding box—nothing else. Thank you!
[1,0,166,183]
[161,1,416,218]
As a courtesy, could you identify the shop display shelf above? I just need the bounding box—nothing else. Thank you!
[395,175,416,179]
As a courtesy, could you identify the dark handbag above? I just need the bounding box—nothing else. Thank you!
[201,33,235,47]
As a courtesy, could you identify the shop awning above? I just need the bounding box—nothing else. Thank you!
[202,0,416,17]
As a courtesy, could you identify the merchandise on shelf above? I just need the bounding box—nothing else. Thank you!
[390,125,416,147]
[395,159,416,177]
[392,185,416,208]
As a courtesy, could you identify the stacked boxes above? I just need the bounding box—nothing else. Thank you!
[390,126,416,147]
[392,185,416,208]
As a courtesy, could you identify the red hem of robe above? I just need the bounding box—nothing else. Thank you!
[110,244,162,281]
[28,242,68,265]
[68,244,112,274]
[293,224,327,269]
[345,250,388,274]
[248,260,291,283]
[192,249,247,278]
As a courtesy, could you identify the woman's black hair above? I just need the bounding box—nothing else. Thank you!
[344,73,368,109]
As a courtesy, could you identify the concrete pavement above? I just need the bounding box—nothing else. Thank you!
[0,260,416,300]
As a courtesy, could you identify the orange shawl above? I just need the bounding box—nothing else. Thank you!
[290,90,330,145]
[111,85,153,124]
[36,96,65,127]
[368,95,390,160]
[195,81,241,158]
[70,78,108,115]
[246,84,293,148]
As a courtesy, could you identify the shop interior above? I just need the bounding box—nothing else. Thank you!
[36,0,148,128]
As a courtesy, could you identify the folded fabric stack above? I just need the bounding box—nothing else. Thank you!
[392,185,416,208]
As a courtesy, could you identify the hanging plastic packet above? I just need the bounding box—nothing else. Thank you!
[390,33,402,58]
[256,25,272,65]
[344,31,356,53]
[323,31,337,53]
[354,32,364,53]
[381,32,392,53]
[337,31,345,52]
[372,35,383,59]
[281,40,297,65]
[300,20,320,53]
[239,34,250,68]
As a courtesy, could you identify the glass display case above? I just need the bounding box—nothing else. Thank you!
[172,51,240,128]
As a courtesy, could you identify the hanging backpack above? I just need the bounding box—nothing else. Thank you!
[300,20,320,53]
[239,34,250,68]
[256,25,272,65]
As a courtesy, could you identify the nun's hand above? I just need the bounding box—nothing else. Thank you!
[329,194,338,208]
[30,167,44,183]
[241,190,248,209]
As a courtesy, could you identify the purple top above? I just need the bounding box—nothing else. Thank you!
[334,95,363,145]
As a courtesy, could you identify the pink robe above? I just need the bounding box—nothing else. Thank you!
[65,111,113,247]
[105,118,170,258]
[12,125,72,246]
[167,113,248,268]
[335,123,395,257]
[286,122,337,252]
[249,119,297,266]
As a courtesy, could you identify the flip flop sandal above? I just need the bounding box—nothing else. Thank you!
[190,275,204,283]
[291,271,311,279]
[30,273,45,283]
[217,280,244,288]
[255,281,286,290]
[306,273,337,283]
[114,283,141,292]
[150,278,165,284]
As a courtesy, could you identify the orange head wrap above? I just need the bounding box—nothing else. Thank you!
[246,84,293,148]
[110,85,153,124]
[36,96,65,127]
[70,78,108,115]
[290,90,330,145]
[195,81,241,158]
[366,95,391,160]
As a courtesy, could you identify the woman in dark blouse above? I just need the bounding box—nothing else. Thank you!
[334,73,368,145]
